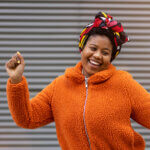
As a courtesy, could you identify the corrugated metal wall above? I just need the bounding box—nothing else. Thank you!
[0,0,150,149]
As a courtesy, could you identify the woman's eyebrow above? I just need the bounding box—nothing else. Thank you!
[89,44,111,51]
[89,44,97,47]
[102,48,111,51]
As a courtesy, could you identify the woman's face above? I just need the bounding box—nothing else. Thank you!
[81,34,113,77]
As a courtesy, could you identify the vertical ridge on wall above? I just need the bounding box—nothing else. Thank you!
[0,0,150,149]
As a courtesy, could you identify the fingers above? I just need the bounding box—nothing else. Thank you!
[16,51,21,64]
[6,52,24,69]
[6,52,25,82]
[17,51,25,65]
[6,56,18,69]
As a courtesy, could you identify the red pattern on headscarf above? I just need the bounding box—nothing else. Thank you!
[79,11,129,58]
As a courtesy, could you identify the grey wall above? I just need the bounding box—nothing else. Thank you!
[0,0,150,149]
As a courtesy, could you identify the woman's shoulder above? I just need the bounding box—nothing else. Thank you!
[113,69,133,81]
[116,69,132,76]
[109,69,136,89]
[51,74,66,85]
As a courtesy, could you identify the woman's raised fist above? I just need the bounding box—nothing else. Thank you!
[5,52,25,84]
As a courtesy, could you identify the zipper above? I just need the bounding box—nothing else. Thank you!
[83,77,92,150]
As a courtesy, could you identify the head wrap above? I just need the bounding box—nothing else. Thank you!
[79,11,129,59]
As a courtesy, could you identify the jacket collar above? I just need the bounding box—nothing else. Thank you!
[65,61,116,84]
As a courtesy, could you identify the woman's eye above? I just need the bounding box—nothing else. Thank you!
[90,47,97,51]
[102,51,109,55]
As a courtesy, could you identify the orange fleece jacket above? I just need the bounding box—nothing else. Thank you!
[7,62,150,150]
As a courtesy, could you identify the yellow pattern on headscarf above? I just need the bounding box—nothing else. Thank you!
[115,51,120,57]
[101,12,108,18]
[115,32,120,37]
[80,28,87,36]
[79,35,85,48]
[79,35,87,49]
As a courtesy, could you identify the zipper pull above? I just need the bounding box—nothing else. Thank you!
[85,77,88,88]
[85,83,88,88]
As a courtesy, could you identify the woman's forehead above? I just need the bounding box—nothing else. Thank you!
[87,34,112,45]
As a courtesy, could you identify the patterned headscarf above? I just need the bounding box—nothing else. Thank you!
[79,11,129,59]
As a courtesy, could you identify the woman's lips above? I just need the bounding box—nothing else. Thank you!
[89,59,102,66]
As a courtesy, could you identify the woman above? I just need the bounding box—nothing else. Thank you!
[6,12,150,150]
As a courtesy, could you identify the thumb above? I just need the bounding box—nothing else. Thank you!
[17,51,25,65]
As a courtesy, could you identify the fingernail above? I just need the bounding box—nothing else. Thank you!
[17,60,21,64]
[17,51,21,55]
[16,51,21,64]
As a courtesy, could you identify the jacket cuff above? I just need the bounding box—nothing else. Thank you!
[7,76,28,92]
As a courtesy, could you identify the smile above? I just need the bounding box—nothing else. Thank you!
[89,59,102,66]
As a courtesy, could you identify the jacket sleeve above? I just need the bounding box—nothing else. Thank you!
[126,73,150,129]
[6,76,55,129]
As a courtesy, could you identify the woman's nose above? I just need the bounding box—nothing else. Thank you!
[93,51,102,59]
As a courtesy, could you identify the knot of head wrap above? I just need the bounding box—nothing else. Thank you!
[79,12,129,58]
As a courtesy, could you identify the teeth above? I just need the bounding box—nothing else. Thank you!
[89,60,101,66]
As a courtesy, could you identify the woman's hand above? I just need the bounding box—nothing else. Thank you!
[5,52,25,84]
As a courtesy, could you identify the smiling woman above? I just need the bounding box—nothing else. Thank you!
[81,34,113,77]
[79,11,128,77]
[6,11,150,150]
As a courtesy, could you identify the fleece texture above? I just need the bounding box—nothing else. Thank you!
[6,61,150,150]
